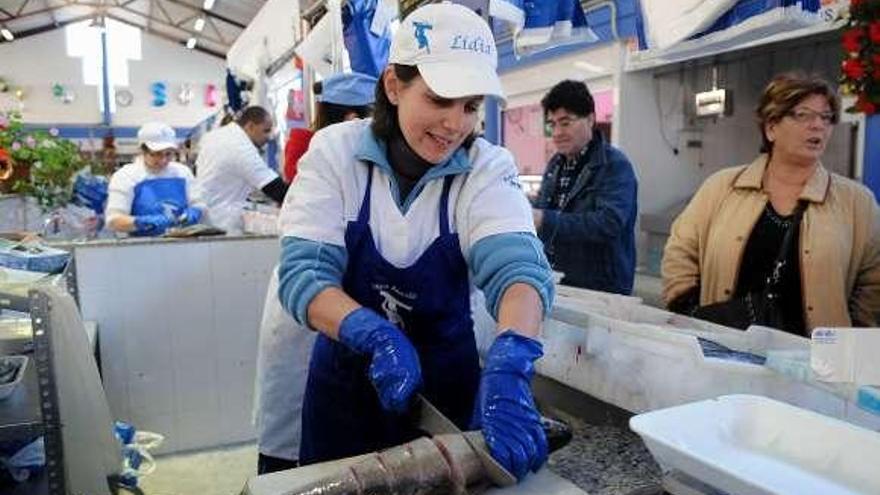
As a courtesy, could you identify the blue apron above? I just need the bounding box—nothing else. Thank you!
[130,177,187,236]
[299,164,480,465]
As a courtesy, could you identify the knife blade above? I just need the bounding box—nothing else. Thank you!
[414,393,517,487]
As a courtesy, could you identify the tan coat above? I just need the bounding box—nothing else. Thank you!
[662,154,880,331]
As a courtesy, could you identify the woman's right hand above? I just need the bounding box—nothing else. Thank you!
[338,307,422,413]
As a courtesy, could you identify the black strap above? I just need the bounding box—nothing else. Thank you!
[762,200,807,296]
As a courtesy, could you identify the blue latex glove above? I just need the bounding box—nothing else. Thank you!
[177,207,202,226]
[134,214,174,235]
[338,307,422,413]
[473,330,547,481]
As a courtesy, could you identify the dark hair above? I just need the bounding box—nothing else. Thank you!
[371,64,421,141]
[237,106,271,127]
[219,112,236,126]
[371,64,477,148]
[541,80,595,118]
[316,102,372,130]
[756,72,840,153]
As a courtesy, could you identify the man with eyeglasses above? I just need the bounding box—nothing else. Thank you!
[533,80,638,294]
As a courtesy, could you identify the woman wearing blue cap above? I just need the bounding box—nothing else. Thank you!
[272,2,553,481]
[283,72,377,183]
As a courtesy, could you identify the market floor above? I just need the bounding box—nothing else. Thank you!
[136,443,258,495]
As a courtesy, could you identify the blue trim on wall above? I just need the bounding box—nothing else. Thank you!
[496,0,641,73]
[22,125,194,139]
[863,115,880,200]
[483,97,501,145]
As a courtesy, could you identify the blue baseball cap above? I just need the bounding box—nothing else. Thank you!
[318,72,378,106]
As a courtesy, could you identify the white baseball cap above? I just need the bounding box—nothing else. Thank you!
[389,2,505,103]
[137,122,177,151]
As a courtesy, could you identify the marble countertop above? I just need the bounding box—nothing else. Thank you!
[49,232,277,249]
[547,419,662,495]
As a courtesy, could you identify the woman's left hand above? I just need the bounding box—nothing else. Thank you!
[472,330,547,481]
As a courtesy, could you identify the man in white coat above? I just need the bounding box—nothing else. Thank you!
[194,106,289,234]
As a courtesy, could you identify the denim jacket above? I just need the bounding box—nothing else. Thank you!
[534,130,638,294]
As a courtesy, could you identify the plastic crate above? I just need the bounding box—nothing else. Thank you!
[0,243,70,274]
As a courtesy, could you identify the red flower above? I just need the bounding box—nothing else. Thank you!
[843,58,867,79]
[856,95,877,115]
[0,148,8,162]
[875,54,880,66]
[851,0,862,7]
[842,28,863,52]
[870,22,880,44]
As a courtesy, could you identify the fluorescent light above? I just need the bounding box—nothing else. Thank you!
[203,0,215,10]
[186,37,197,49]
[194,18,205,32]
[1,28,13,41]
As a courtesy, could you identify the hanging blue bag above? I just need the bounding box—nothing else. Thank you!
[342,0,392,78]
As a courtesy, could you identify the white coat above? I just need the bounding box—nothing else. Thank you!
[194,124,279,234]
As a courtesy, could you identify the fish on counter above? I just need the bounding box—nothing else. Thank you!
[285,433,488,495]
[284,417,573,495]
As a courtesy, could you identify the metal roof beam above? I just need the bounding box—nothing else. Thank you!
[162,0,245,29]
[112,3,225,45]
[12,12,94,38]
[16,0,34,16]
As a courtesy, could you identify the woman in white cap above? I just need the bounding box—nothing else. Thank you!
[273,2,553,481]
[105,122,205,236]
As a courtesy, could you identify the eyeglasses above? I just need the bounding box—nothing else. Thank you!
[545,116,586,131]
[786,108,835,125]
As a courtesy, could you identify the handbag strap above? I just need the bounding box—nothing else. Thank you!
[763,200,808,294]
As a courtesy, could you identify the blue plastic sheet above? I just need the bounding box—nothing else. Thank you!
[496,0,598,56]
[342,0,392,78]
[691,0,820,40]
[225,69,247,113]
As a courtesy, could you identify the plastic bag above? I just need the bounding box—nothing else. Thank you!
[0,437,44,483]
[71,168,109,214]
[113,421,164,488]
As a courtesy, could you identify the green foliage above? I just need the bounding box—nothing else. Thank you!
[0,112,87,210]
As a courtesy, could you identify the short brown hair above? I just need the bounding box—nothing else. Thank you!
[756,73,840,153]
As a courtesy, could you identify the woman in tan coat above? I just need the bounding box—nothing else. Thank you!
[662,73,880,335]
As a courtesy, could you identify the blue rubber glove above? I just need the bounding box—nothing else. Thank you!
[473,330,547,481]
[134,214,174,235]
[177,207,202,226]
[338,307,422,413]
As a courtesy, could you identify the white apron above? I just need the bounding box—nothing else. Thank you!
[253,267,316,460]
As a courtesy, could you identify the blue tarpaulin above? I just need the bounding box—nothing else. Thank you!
[494,0,598,56]
[342,0,392,78]
[692,0,820,40]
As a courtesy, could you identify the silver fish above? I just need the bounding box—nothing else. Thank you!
[285,433,490,495]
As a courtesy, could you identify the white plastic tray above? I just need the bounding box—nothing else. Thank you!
[630,395,880,495]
